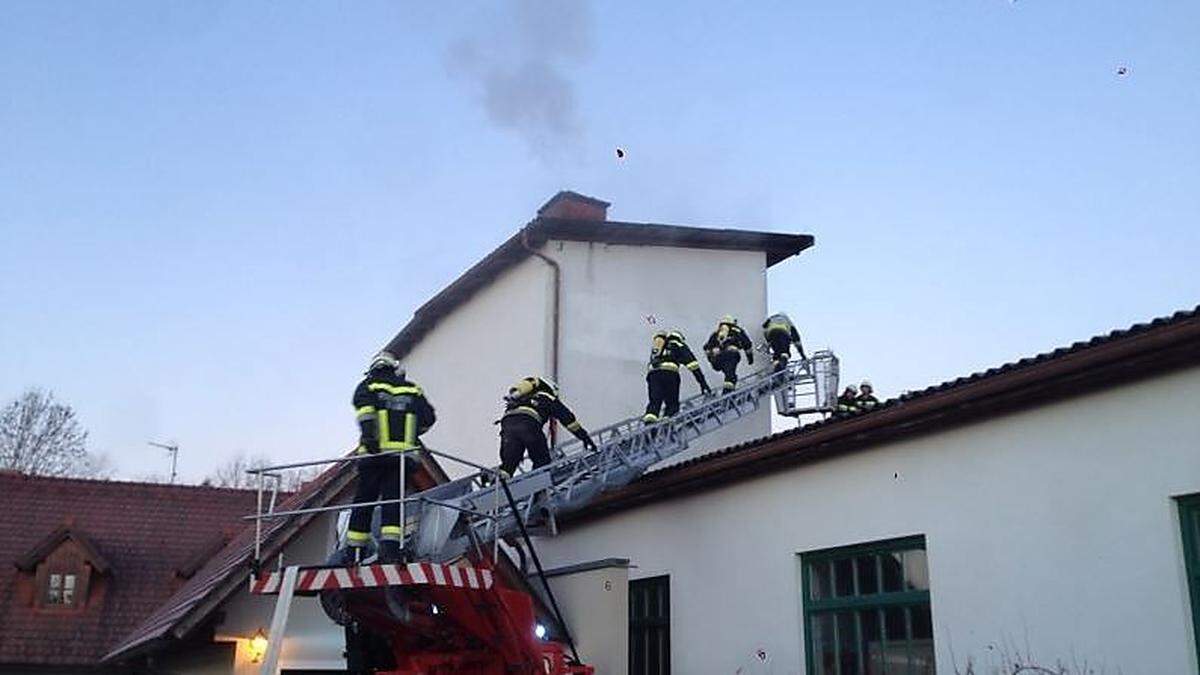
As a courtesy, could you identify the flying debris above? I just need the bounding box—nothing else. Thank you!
[1115,64,1131,78]
[615,147,626,160]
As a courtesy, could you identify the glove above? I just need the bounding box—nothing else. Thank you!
[583,437,597,452]
[361,437,381,454]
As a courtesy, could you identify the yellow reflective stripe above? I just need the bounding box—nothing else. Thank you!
[565,421,582,432]
[642,413,659,422]
[685,361,700,371]
[356,405,377,421]
[378,409,391,444]
[652,362,679,372]
[367,383,423,396]
[765,323,790,335]
[515,406,544,422]
[379,525,403,541]
[404,412,417,447]
[346,530,371,543]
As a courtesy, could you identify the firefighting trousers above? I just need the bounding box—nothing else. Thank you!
[712,351,741,389]
[347,452,413,545]
[645,369,681,419]
[499,415,551,476]
[767,331,792,368]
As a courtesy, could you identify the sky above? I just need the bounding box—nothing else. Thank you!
[1,1,1197,483]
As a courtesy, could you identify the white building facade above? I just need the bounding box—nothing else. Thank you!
[385,192,813,474]
[534,309,1200,674]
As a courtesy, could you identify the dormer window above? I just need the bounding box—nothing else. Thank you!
[46,572,78,606]
[15,526,110,612]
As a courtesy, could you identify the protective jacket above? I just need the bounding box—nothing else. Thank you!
[353,369,436,453]
[649,331,702,374]
[763,313,805,358]
[704,322,754,361]
[502,377,593,444]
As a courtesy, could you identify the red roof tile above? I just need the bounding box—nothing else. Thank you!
[0,474,260,667]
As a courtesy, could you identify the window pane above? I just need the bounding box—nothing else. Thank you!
[861,608,885,675]
[911,605,933,640]
[904,550,930,591]
[837,612,859,675]
[880,553,904,593]
[811,561,833,600]
[855,555,879,595]
[833,558,855,597]
[47,574,62,604]
[62,574,76,605]
[810,613,836,675]
[884,607,910,673]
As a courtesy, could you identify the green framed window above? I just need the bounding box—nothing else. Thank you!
[629,575,670,675]
[1177,494,1200,668]
[801,536,935,674]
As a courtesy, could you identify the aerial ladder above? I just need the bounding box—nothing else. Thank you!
[246,352,838,675]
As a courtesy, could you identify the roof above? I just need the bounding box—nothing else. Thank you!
[101,460,367,662]
[564,305,1200,524]
[384,215,814,360]
[0,474,260,667]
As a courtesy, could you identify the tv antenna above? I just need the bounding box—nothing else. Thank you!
[148,441,180,484]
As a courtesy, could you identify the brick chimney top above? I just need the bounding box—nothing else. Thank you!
[537,190,610,221]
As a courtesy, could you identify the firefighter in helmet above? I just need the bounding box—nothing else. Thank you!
[344,351,436,563]
[703,315,755,391]
[762,312,806,371]
[835,384,860,416]
[498,376,596,477]
[856,380,880,410]
[645,329,711,423]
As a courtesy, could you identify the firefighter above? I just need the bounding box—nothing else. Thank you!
[835,384,860,416]
[344,351,436,564]
[704,315,754,391]
[499,376,596,477]
[762,312,806,371]
[857,380,880,410]
[645,329,711,423]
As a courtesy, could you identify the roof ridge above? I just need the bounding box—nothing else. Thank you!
[0,472,268,494]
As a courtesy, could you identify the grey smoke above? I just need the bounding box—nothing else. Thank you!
[446,0,594,158]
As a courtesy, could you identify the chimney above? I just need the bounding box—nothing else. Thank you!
[537,190,610,221]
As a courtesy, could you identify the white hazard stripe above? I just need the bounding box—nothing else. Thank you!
[382,564,402,585]
[251,562,495,593]
[408,563,428,584]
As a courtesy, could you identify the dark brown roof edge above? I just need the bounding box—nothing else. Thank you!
[384,216,813,360]
[563,305,1200,526]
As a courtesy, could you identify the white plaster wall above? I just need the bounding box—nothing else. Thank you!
[546,563,630,675]
[398,257,551,475]
[550,240,771,465]
[535,366,1200,674]
[212,513,347,674]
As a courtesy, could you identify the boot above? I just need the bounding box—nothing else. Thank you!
[377,539,406,564]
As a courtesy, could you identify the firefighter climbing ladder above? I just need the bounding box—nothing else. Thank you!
[246,351,837,674]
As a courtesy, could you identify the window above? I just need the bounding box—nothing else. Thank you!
[629,575,670,675]
[1177,495,1200,667]
[46,572,77,607]
[801,536,935,675]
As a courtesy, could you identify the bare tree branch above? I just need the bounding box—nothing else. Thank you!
[0,388,101,477]
[205,451,317,491]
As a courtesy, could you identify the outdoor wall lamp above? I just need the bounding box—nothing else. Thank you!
[248,628,269,664]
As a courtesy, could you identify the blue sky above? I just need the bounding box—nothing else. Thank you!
[1,1,1197,482]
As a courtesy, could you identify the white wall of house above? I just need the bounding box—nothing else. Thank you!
[203,513,346,674]
[398,256,552,475]
[395,238,775,476]
[535,365,1200,674]
[551,240,770,465]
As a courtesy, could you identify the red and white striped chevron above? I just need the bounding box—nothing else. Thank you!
[250,563,494,595]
